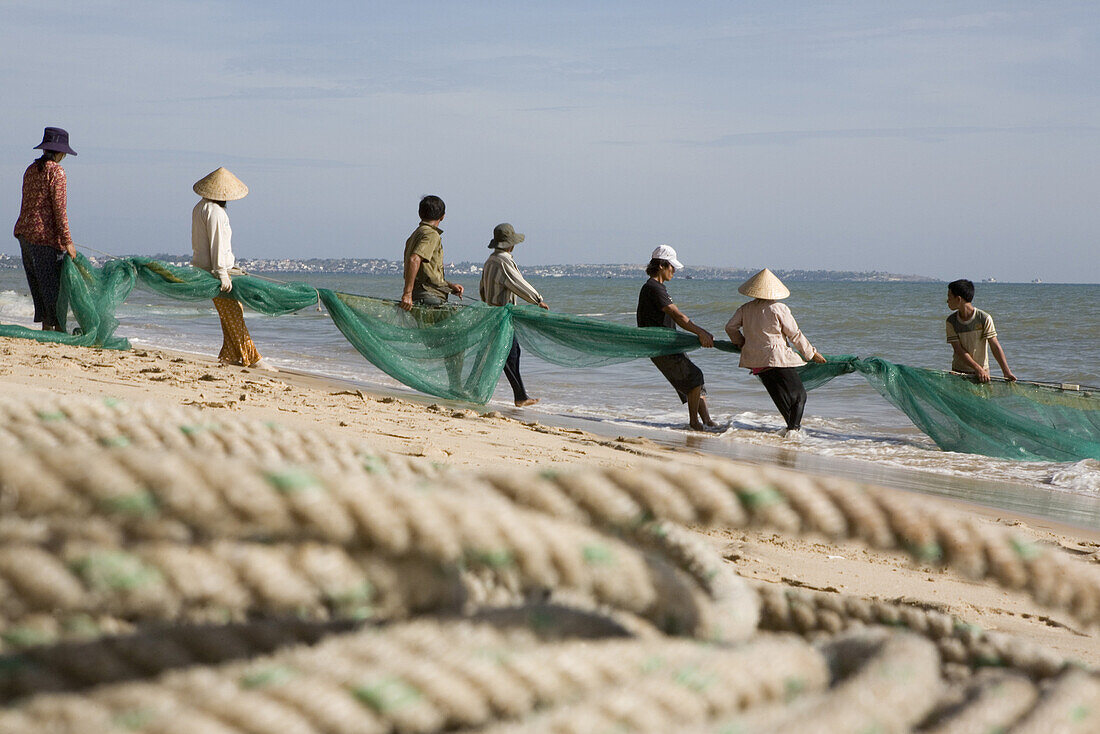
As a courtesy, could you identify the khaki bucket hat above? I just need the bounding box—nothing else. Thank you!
[193,167,248,201]
[738,268,790,300]
[489,222,525,249]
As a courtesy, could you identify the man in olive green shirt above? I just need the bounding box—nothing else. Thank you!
[400,195,463,310]
[399,195,465,392]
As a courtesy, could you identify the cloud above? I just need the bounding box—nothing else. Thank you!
[165,86,367,103]
[3,2,1099,281]
[87,146,375,169]
[515,105,587,113]
[688,125,1100,147]
[825,11,1019,41]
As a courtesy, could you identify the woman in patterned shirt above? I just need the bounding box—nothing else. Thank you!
[13,127,78,331]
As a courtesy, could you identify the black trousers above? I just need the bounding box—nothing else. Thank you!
[502,336,529,402]
[650,353,705,404]
[757,366,807,430]
[19,239,65,329]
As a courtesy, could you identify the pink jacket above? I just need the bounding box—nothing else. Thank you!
[725,299,816,369]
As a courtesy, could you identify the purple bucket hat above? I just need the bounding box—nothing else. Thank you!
[33,127,77,156]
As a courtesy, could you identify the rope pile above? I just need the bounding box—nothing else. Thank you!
[0,394,1096,733]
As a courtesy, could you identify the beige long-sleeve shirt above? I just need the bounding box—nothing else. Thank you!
[725,299,816,369]
[479,250,543,306]
[191,199,235,278]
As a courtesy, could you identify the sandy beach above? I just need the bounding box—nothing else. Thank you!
[1,334,1096,668]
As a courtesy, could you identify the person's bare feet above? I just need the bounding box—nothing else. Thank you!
[515,398,540,407]
[250,358,279,372]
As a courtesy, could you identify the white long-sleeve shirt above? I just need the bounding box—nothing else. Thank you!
[479,250,543,306]
[191,199,235,278]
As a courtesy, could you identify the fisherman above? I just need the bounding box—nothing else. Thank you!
[400,195,463,311]
[725,268,825,437]
[479,223,548,407]
[946,278,1015,383]
[637,245,717,431]
[400,195,464,392]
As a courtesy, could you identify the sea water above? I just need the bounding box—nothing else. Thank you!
[3,269,1099,518]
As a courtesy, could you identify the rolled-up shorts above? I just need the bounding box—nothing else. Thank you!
[650,353,706,403]
[413,292,449,307]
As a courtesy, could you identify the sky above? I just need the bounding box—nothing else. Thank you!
[2,1,1098,282]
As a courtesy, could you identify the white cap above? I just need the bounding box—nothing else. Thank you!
[650,245,683,270]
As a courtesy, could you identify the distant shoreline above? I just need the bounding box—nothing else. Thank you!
[5,254,1087,283]
[4,253,1095,283]
[0,253,939,282]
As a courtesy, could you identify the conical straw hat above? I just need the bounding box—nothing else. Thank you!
[193,167,248,201]
[738,268,790,300]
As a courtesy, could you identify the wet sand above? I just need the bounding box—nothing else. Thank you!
[524,402,1100,533]
[1,335,1097,663]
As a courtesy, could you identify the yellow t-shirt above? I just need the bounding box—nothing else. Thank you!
[946,308,996,373]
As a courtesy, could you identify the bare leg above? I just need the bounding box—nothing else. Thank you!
[697,395,718,428]
[687,386,705,431]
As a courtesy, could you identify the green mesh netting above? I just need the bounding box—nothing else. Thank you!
[321,290,708,403]
[2,255,1099,463]
[0,255,134,349]
[0,254,318,350]
[131,258,317,316]
[799,357,1100,462]
[321,291,517,403]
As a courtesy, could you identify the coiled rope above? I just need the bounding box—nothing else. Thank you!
[2,398,1096,629]
[0,393,1095,733]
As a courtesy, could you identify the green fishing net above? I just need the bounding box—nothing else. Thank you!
[131,258,317,316]
[2,255,1099,462]
[321,291,708,403]
[321,291,517,403]
[0,254,136,349]
[0,254,317,350]
[799,357,1100,462]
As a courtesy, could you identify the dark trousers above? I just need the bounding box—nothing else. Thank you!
[19,239,65,329]
[757,366,807,430]
[502,336,529,402]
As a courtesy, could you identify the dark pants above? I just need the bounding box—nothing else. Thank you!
[19,239,65,329]
[758,366,807,430]
[650,353,706,404]
[502,336,529,402]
